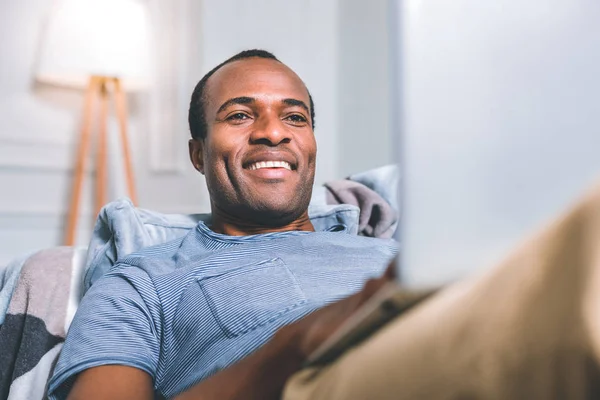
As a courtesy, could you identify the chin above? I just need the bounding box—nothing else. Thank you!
[248,199,308,227]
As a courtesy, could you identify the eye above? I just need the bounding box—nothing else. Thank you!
[284,114,308,125]
[227,112,251,122]
[225,112,253,125]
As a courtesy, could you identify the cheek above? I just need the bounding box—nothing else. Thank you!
[208,130,245,163]
[204,138,242,183]
[303,136,317,163]
[205,136,230,165]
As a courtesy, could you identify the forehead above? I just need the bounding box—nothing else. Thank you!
[204,58,310,109]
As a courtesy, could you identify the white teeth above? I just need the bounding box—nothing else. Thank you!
[248,161,292,170]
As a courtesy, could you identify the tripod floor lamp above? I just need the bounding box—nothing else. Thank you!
[64,76,138,245]
[37,0,151,245]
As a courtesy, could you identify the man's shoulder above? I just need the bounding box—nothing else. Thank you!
[112,235,189,277]
[105,227,397,283]
[306,229,397,249]
[281,230,398,264]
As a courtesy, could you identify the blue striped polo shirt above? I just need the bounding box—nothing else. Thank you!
[48,222,397,399]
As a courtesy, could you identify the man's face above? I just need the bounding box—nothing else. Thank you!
[190,57,317,226]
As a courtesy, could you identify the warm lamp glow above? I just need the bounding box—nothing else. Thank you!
[37,0,151,91]
[36,0,150,245]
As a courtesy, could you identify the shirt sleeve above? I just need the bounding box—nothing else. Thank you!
[47,264,162,399]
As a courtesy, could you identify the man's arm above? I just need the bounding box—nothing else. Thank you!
[66,325,301,400]
[67,264,395,400]
[67,327,301,400]
[66,366,155,400]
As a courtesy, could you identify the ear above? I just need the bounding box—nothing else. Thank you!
[189,139,205,175]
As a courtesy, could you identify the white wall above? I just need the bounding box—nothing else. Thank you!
[338,0,393,177]
[0,0,391,265]
[401,0,600,285]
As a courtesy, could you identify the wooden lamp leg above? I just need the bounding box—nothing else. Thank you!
[64,76,138,245]
[113,78,138,204]
[65,76,99,246]
[95,78,109,219]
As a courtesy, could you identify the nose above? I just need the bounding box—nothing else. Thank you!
[249,114,291,146]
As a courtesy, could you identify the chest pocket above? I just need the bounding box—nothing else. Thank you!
[197,258,307,338]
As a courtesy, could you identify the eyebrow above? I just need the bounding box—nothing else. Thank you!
[282,98,310,115]
[216,96,254,114]
[216,96,310,115]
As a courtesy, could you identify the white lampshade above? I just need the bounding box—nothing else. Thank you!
[37,0,151,91]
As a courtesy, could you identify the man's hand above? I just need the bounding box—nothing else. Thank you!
[287,260,397,362]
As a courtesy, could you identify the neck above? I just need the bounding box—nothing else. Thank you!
[209,206,315,236]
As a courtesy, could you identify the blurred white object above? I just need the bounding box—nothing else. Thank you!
[398,0,600,286]
[37,0,151,91]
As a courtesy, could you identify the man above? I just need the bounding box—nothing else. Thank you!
[50,49,600,400]
[47,50,398,399]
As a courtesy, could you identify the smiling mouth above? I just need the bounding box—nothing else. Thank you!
[246,161,293,171]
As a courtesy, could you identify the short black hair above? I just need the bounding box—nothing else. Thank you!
[188,49,316,140]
